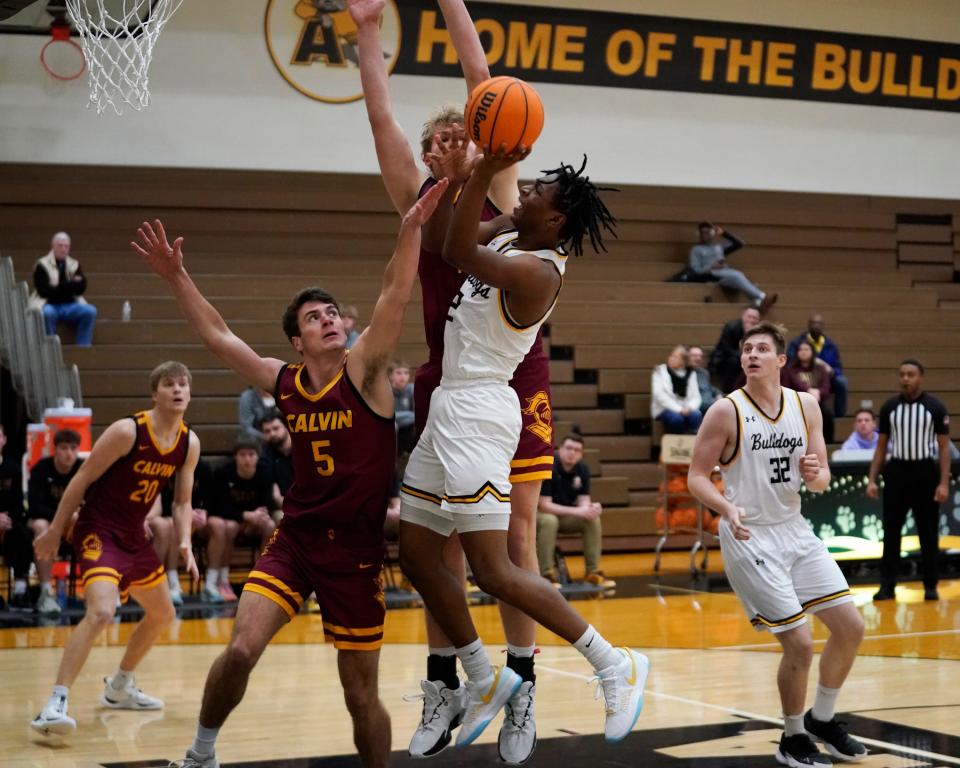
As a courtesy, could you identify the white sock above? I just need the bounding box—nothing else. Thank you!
[13,579,27,595]
[784,713,805,736]
[205,569,219,591]
[507,644,535,658]
[40,582,53,595]
[573,624,621,672]
[110,668,134,690]
[219,566,229,584]
[49,684,69,709]
[167,570,181,591]
[191,723,220,758]
[428,645,456,657]
[811,684,841,722]
[456,638,493,683]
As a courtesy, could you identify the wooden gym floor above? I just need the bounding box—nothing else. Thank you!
[1,552,958,768]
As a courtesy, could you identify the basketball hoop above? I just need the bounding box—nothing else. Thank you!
[40,18,86,81]
[63,0,184,115]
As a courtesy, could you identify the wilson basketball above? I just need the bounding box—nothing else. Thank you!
[465,76,544,154]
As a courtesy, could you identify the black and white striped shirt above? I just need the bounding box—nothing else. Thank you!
[879,393,949,461]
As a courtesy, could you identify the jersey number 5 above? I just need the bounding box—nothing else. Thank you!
[769,457,791,484]
[311,440,335,477]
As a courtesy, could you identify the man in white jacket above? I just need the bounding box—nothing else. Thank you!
[651,346,702,434]
[30,232,97,346]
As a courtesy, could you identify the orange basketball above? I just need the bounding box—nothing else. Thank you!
[465,76,544,154]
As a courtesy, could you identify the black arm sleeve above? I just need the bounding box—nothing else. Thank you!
[27,465,58,520]
[878,398,896,436]
[930,396,950,435]
[68,265,87,297]
[722,231,745,255]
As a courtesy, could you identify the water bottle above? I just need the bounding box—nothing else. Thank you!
[56,576,67,609]
[121,300,132,322]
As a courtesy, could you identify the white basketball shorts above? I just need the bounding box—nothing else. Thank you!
[400,381,520,536]
[719,514,853,633]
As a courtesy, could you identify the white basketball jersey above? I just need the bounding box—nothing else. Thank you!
[719,387,809,526]
[441,230,566,384]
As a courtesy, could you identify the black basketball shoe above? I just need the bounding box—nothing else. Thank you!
[804,711,868,762]
[775,732,832,767]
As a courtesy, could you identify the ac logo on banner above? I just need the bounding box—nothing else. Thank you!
[265,0,401,103]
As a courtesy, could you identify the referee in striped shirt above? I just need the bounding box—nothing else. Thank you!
[866,359,951,601]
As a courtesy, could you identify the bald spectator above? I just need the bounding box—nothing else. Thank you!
[788,313,848,416]
[30,232,97,346]
[708,306,760,394]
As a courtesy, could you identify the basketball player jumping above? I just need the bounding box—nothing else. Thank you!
[137,184,446,768]
[350,0,556,761]
[30,362,201,736]
[687,322,867,767]
[396,135,648,747]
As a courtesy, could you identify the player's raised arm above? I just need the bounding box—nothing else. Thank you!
[171,431,202,582]
[133,220,284,392]
[349,0,422,214]
[349,179,449,388]
[441,148,556,295]
[437,0,521,214]
[33,419,136,561]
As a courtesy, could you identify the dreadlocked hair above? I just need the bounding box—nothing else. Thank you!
[541,155,618,257]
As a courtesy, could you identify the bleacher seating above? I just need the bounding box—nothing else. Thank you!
[2,162,958,552]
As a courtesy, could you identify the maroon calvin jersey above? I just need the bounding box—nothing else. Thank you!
[274,363,395,535]
[81,412,190,549]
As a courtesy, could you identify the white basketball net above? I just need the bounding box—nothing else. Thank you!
[64,0,184,115]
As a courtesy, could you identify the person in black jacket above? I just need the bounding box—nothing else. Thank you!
[708,306,760,394]
[0,424,30,608]
[29,232,98,346]
[27,428,83,613]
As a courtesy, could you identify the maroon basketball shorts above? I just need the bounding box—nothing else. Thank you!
[74,524,165,604]
[415,358,554,484]
[242,522,386,651]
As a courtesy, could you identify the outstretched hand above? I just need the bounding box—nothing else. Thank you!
[401,177,449,230]
[424,124,478,184]
[132,219,185,280]
[347,0,385,27]
[477,143,531,176]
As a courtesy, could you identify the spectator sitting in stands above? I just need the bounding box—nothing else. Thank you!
[709,305,760,394]
[149,457,214,606]
[0,423,30,609]
[782,340,835,443]
[237,386,276,442]
[536,434,615,589]
[27,428,83,614]
[687,345,721,415]
[29,231,97,346]
[788,313,848,416]
[688,222,776,314]
[390,360,415,456]
[841,409,879,452]
[203,437,279,603]
[342,304,360,349]
[259,410,294,499]
[652,345,703,435]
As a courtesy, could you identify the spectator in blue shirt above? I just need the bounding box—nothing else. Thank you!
[788,313,848,416]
